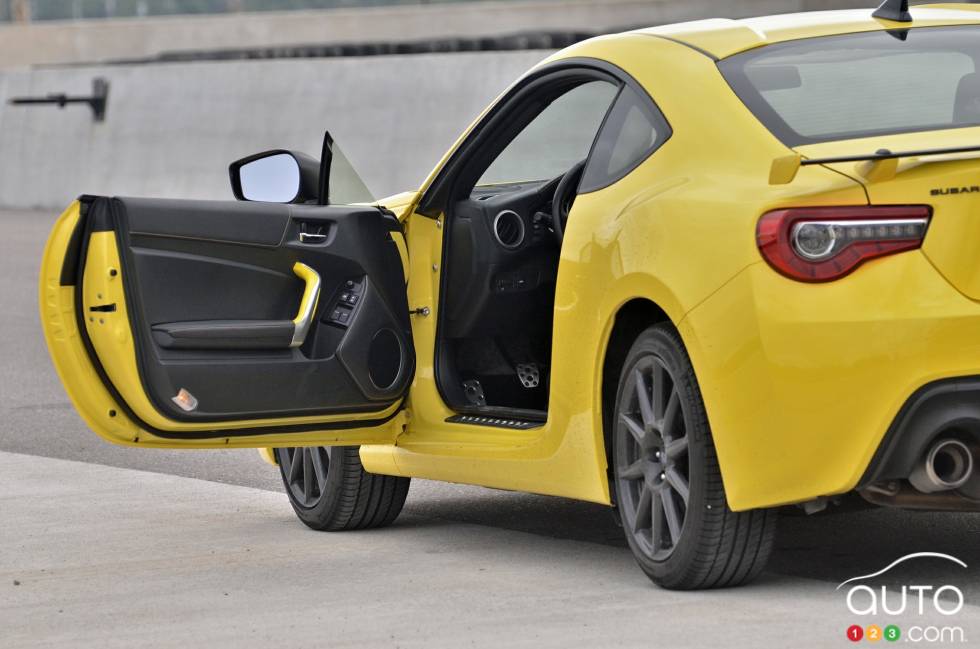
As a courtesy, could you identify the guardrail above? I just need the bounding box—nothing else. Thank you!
[3,0,543,23]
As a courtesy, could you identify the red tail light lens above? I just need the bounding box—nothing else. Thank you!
[757,205,932,282]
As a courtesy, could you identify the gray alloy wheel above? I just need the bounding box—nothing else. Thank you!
[615,354,691,561]
[278,446,332,509]
[612,324,777,590]
[274,445,411,531]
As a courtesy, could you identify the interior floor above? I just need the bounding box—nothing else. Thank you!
[452,333,552,412]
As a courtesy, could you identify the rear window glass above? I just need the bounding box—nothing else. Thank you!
[718,26,980,146]
[580,84,671,193]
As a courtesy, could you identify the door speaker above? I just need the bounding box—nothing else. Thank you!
[368,328,403,390]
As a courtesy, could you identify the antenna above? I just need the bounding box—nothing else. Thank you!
[873,0,912,22]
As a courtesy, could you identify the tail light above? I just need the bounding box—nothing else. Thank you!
[756,205,932,282]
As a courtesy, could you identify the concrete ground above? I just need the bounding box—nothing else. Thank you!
[2,209,979,647]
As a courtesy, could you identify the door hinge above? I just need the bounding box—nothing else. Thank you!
[410,306,430,317]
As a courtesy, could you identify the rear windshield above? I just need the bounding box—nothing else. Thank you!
[718,26,980,146]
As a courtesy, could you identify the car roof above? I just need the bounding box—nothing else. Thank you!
[634,4,980,59]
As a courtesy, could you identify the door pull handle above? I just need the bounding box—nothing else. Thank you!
[290,263,321,348]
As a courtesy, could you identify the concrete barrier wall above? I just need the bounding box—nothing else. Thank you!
[0,0,874,68]
[0,52,550,209]
[0,0,878,210]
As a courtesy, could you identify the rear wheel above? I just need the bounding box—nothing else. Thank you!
[612,324,776,589]
[275,446,410,531]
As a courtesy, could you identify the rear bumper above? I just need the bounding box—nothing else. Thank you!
[860,377,980,487]
[680,251,980,511]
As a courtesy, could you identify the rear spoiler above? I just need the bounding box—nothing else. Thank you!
[770,144,980,185]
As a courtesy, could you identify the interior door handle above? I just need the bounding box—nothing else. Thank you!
[290,262,321,348]
[299,232,327,244]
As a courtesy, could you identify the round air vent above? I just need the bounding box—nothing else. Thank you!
[493,210,525,249]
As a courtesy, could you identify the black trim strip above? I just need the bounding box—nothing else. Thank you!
[801,144,980,166]
[59,218,86,286]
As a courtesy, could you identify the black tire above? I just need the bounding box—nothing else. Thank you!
[611,324,777,590]
[275,446,410,531]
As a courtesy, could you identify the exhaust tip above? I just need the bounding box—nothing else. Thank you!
[910,439,974,494]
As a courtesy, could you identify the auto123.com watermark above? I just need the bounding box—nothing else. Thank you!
[838,553,969,644]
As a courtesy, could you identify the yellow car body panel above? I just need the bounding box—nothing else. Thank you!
[40,8,980,510]
[682,254,980,510]
[363,35,870,506]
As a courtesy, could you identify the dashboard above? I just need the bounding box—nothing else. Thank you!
[441,177,562,340]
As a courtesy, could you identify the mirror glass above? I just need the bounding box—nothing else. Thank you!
[239,154,300,203]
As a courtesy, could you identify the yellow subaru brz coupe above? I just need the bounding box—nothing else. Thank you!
[40,1,980,589]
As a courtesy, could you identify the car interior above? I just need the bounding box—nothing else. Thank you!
[429,70,669,421]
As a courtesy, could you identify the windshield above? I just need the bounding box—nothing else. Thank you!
[718,26,980,146]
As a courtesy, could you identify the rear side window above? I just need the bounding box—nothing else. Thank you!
[580,85,671,192]
[719,26,980,146]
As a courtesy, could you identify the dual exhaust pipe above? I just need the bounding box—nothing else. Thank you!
[909,438,975,494]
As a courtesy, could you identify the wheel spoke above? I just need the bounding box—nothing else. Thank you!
[633,485,653,534]
[665,467,690,504]
[311,447,328,491]
[619,458,647,481]
[302,449,314,502]
[662,489,683,544]
[665,435,688,461]
[651,362,667,420]
[661,389,680,441]
[634,369,655,428]
[287,448,302,483]
[651,488,664,552]
[620,413,646,446]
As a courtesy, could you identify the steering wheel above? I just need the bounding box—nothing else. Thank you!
[552,160,587,246]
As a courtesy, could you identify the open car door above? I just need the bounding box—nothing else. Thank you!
[40,195,414,448]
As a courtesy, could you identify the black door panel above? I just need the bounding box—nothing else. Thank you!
[131,245,300,324]
[93,196,414,424]
[125,196,292,246]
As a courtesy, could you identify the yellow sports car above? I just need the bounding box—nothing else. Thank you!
[39,1,980,589]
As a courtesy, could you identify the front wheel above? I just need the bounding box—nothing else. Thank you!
[612,324,777,589]
[275,446,410,531]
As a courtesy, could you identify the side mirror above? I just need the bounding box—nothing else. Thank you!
[229,150,321,204]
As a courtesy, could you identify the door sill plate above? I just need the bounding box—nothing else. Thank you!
[446,414,543,430]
